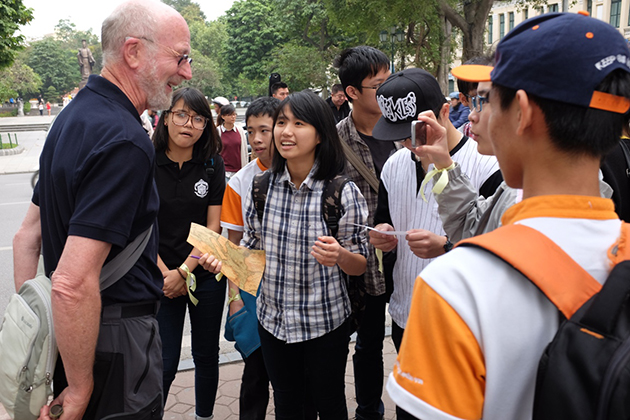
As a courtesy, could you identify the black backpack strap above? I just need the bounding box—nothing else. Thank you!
[204,157,215,178]
[619,138,630,178]
[252,171,272,225]
[322,175,350,238]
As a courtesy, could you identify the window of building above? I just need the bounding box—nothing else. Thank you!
[611,0,621,27]
[587,0,592,16]
[509,12,515,30]
[499,14,505,39]
[538,6,544,14]
[488,15,493,43]
[524,8,529,20]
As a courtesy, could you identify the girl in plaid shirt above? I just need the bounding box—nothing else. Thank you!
[242,90,369,419]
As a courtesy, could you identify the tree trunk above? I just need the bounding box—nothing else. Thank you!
[440,0,495,61]
[436,14,451,94]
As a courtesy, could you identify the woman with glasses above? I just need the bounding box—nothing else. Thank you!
[217,103,248,182]
[153,87,226,420]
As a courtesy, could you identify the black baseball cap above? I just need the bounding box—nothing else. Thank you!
[372,68,446,141]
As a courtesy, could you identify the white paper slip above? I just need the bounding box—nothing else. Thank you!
[350,223,408,236]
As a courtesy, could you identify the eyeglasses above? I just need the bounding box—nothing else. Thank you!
[360,83,384,90]
[469,95,489,113]
[127,36,192,67]
[168,110,207,130]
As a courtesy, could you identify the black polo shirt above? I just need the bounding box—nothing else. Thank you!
[155,151,225,271]
[326,96,351,124]
[33,75,162,305]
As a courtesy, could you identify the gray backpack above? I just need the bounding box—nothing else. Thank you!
[0,227,152,419]
[0,264,56,419]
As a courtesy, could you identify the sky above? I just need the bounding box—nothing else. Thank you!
[18,0,235,40]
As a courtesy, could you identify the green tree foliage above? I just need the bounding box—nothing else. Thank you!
[224,0,284,82]
[181,48,223,96]
[26,37,80,97]
[0,58,42,101]
[162,0,207,23]
[0,0,34,69]
[267,42,331,92]
[45,86,59,103]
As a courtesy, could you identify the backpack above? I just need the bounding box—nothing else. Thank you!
[0,227,152,420]
[458,223,630,420]
[252,171,366,333]
[0,260,56,420]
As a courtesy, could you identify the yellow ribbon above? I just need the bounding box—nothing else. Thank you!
[179,263,199,306]
[420,162,456,202]
[375,248,384,274]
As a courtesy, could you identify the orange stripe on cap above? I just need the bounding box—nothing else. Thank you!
[451,65,493,82]
[590,91,630,114]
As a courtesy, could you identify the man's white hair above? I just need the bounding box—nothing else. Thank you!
[101,0,176,67]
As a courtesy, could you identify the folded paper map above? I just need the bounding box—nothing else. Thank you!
[187,223,265,296]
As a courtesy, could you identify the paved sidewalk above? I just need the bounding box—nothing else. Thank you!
[0,336,399,420]
[0,115,53,174]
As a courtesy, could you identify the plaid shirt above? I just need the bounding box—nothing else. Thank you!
[243,165,369,343]
[337,112,388,296]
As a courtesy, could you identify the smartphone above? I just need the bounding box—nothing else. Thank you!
[411,120,426,147]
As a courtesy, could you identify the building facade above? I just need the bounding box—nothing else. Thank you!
[487,0,630,48]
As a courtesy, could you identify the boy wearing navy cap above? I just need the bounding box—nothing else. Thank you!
[368,68,501,353]
[388,12,630,420]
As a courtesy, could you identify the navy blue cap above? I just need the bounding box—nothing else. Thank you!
[491,12,630,113]
[373,68,446,141]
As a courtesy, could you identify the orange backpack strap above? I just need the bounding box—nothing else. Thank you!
[457,224,602,319]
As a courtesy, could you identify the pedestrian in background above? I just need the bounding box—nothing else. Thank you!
[218,103,248,182]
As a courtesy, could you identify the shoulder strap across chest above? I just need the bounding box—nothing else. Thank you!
[457,223,630,319]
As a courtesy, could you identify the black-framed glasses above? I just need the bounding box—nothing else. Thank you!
[360,83,384,90]
[127,36,192,67]
[168,110,207,130]
[177,54,192,66]
[469,95,489,113]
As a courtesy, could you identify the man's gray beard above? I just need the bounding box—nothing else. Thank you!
[139,62,173,111]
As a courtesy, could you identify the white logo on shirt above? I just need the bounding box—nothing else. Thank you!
[377,91,416,122]
[194,179,209,198]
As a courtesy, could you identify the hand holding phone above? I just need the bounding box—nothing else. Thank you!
[411,120,427,147]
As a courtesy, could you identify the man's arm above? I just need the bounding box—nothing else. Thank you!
[13,203,42,291]
[47,236,111,420]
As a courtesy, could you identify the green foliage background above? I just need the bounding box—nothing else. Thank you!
[2,0,510,104]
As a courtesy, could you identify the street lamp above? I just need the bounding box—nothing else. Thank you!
[380,26,405,73]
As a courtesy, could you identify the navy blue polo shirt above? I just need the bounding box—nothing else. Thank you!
[155,151,225,271]
[33,75,162,305]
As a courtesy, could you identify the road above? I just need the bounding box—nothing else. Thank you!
[0,173,33,324]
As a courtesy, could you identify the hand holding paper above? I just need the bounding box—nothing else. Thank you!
[369,223,399,253]
[187,223,265,296]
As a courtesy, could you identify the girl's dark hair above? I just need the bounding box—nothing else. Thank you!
[271,90,346,180]
[152,87,221,160]
[217,103,236,126]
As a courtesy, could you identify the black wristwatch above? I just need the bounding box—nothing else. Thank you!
[443,236,453,253]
